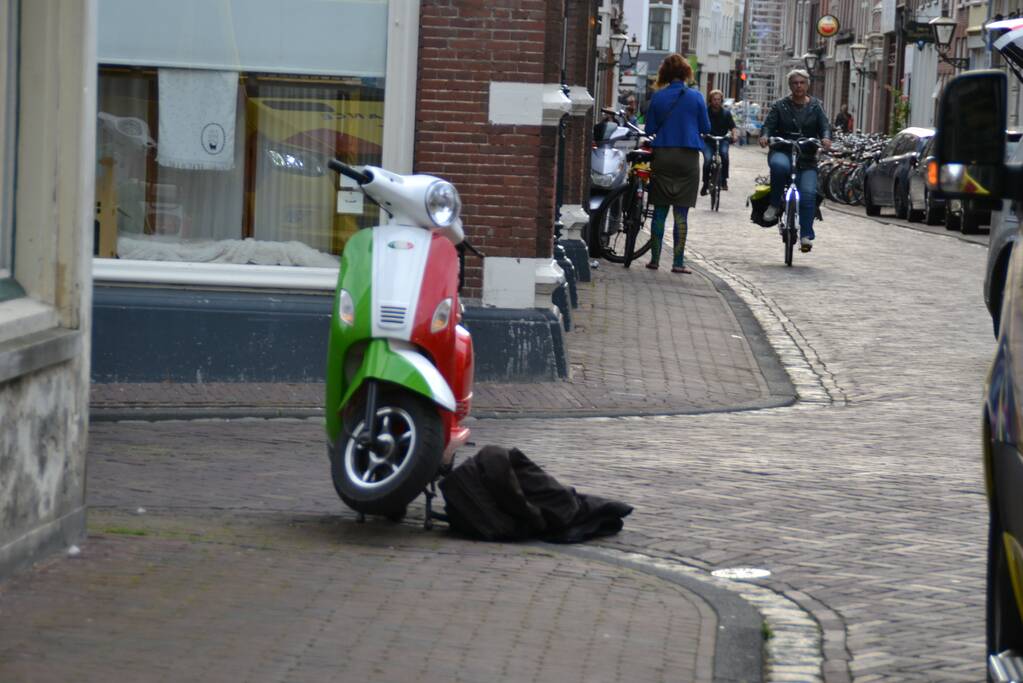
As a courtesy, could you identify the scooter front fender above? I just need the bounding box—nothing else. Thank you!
[339,339,456,414]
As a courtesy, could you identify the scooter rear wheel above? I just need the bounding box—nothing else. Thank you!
[331,388,444,518]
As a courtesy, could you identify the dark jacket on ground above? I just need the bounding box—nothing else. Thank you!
[438,445,633,543]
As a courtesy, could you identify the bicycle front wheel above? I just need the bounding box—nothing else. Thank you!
[783,200,797,267]
[710,164,721,211]
[601,188,632,263]
[623,184,652,267]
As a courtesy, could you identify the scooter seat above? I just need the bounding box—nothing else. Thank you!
[626,148,653,163]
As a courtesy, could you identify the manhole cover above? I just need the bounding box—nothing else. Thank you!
[711,567,771,580]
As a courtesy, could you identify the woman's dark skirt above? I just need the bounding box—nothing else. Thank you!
[648,147,700,207]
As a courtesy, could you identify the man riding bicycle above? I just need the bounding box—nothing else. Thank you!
[758,69,832,252]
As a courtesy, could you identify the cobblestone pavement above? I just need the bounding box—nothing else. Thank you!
[14,145,995,682]
[475,145,995,681]
[0,510,719,683]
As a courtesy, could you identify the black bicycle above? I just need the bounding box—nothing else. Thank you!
[768,136,820,267]
[621,146,655,268]
[702,134,729,212]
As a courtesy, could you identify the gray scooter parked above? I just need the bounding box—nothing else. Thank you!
[588,107,649,262]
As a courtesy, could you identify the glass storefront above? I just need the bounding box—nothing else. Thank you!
[94,0,388,268]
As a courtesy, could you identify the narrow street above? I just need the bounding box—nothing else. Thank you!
[474,145,995,681]
[6,146,996,682]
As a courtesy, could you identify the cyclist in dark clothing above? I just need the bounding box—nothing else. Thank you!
[700,89,739,194]
[758,68,832,252]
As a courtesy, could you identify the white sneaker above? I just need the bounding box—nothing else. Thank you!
[763,205,779,223]
[800,237,813,252]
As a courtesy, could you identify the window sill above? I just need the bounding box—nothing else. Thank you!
[0,297,60,345]
[0,298,80,385]
[93,258,339,292]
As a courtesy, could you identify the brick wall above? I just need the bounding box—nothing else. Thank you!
[563,0,597,208]
[416,0,568,299]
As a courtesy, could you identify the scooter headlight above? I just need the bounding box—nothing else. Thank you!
[338,289,355,326]
[591,170,617,188]
[431,298,452,333]
[425,181,461,227]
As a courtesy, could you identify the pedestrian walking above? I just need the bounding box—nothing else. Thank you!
[624,94,639,125]
[834,103,853,133]
[643,54,711,274]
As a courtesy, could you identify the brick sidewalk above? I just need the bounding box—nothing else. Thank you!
[11,214,790,683]
[90,258,794,420]
[0,510,718,683]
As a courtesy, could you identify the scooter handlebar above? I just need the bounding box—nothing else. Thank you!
[327,159,373,185]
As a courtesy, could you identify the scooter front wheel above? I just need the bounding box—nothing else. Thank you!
[331,388,444,518]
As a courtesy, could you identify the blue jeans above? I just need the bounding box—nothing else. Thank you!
[768,151,818,240]
[701,139,729,184]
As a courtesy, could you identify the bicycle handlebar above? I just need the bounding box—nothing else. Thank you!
[600,106,649,139]
[768,136,822,148]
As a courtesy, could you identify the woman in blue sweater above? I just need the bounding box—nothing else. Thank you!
[643,54,711,273]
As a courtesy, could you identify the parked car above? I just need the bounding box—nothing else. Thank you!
[985,197,1020,337]
[863,126,934,219]
[946,196,995,234]
[948,131,1023,237]
[905,136,945,225]
[931,30,1023,679]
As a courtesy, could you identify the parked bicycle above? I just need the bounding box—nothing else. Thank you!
[701,134,729,212]
[769,136,821,267]
[816,131,887,207]
[622,145,655,268]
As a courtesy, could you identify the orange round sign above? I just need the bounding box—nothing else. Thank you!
[817,14,840,38]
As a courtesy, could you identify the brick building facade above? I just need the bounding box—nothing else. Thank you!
[415,0,597,301]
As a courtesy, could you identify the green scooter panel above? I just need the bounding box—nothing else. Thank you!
[326,339,452,443]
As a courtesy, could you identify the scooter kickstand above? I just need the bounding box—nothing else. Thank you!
[423,482,436,530]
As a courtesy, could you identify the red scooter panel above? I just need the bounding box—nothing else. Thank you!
[411,233,461,404]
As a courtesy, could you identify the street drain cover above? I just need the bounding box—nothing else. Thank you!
[711,567,771,580]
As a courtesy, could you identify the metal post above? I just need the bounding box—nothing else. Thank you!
[857,69,865,132]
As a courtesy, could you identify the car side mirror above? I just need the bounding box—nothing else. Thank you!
[930,70,1007,199]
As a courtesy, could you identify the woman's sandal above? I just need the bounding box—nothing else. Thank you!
[671,266,692,274]
[645,262,659,270]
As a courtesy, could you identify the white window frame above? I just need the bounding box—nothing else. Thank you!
[648,4,673,52]
[0,0,93,375]
[0,0,16,283]
[92,0,418,292]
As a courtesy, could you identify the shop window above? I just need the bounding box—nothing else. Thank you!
[649,6,672,52]
[95,69,384,267]
[0,0,17,296]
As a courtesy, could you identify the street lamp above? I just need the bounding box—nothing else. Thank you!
[929,15,970,68]
[626,34,641,61]
[610,33,628,61]
[802,51,819,72]
[850,42,868,69]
